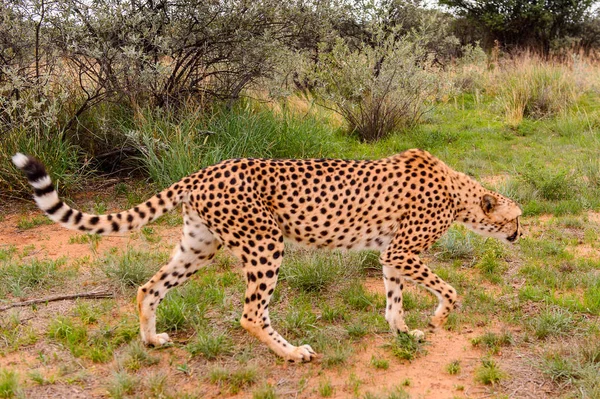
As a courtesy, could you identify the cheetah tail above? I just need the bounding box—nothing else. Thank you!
[12,153,186,234]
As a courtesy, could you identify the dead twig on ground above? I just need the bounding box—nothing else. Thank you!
[0,289,114,312]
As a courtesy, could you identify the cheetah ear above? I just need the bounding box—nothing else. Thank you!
[481,194,497,215]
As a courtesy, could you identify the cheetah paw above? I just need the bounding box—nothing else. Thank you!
[286,344,317,363]
[409,329,425,341]
[144,333,172,347]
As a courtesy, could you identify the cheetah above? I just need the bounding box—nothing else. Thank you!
[13,149,522,362]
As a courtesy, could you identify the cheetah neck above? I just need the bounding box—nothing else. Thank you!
[451,171,489,219]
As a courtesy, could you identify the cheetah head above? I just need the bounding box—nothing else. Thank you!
[461,192,523,244]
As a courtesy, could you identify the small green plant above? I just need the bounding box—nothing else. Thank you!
[0,247,16,262]
[322,342,353,367]
[347,323,369,338]
[28,370,56,386]
[16,215,53,230]
[446,360,461,375]
[69,234,102,252]
[281,299,318,337]
[387,332,426,361]
[280,251,342,292]
[122,342,160,371]
[92,199,107,214]
[370,356,389,370]
[0,257,68,297]
[474,358,506,385]
[529,308,575,339]
[475,254,506,284]
[471,331,513,354]
[106,371,137,399]
[434,226,481,261]
[145,373,169,398]
[387,386,410,399]
[0,369,20,399]
[73,301,100,325]
[140,227,161,243]
[186,330,233,359]
[318,378,334,397]
[320,302,348,322]
[208,366,257,394]
[340,282,378,311]
[253,383,277,399]
[100,248,168,290]
[0,313,38,354]
[156,292,189,332]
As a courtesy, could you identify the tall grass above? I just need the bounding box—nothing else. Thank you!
[0,129,87,197]
[129,103,338,188]
[490,58,579,127]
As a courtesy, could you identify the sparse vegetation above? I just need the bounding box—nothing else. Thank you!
[475,358,506,386]
[387,333,426,362]
[0,369,20,399]
[471,331,513,354]
[446,360,461,375]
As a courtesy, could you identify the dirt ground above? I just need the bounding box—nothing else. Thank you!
[0,206,566,399]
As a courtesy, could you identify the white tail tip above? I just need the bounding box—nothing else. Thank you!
[12,153,29,169]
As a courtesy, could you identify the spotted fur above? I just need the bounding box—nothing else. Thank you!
[13,149,522,362]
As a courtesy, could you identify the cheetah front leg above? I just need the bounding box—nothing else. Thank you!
[381,247,457,333]
[382,265,425,340]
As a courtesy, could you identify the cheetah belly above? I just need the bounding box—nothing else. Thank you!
[275,208,398,251]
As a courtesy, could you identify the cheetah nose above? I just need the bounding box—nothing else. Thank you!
[507,230,519,242]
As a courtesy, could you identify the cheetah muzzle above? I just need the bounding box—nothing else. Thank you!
[13,149,523,363]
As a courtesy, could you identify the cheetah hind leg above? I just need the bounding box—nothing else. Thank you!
[137,222,220,347]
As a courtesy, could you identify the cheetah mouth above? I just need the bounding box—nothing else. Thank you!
[506,230,519,242]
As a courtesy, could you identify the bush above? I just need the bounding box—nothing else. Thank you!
[312,29,447,142]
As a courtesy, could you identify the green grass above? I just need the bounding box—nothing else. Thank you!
[0,369,21,399]
[1,129,87,197]
[186,330,234,359]
[529,308,576,339]
[16,215,53,230]
[0,313,38,355]
[386,333,426,361]
[99,248,169,291]
[121,342,160,371]
[340,282,380,311]
[253,383,278,399]
[280,251,342,293]
[0,257,70,297]
[208,365,258,394]
[370,356,389,370]
[474,358,506,386]
[47,316,137,363]
[129,103,338,189]
[446,360,461,375]
[471,331,513,354]
[106,371,138,399]
[319,379,334,397]
[539,339,600,398]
